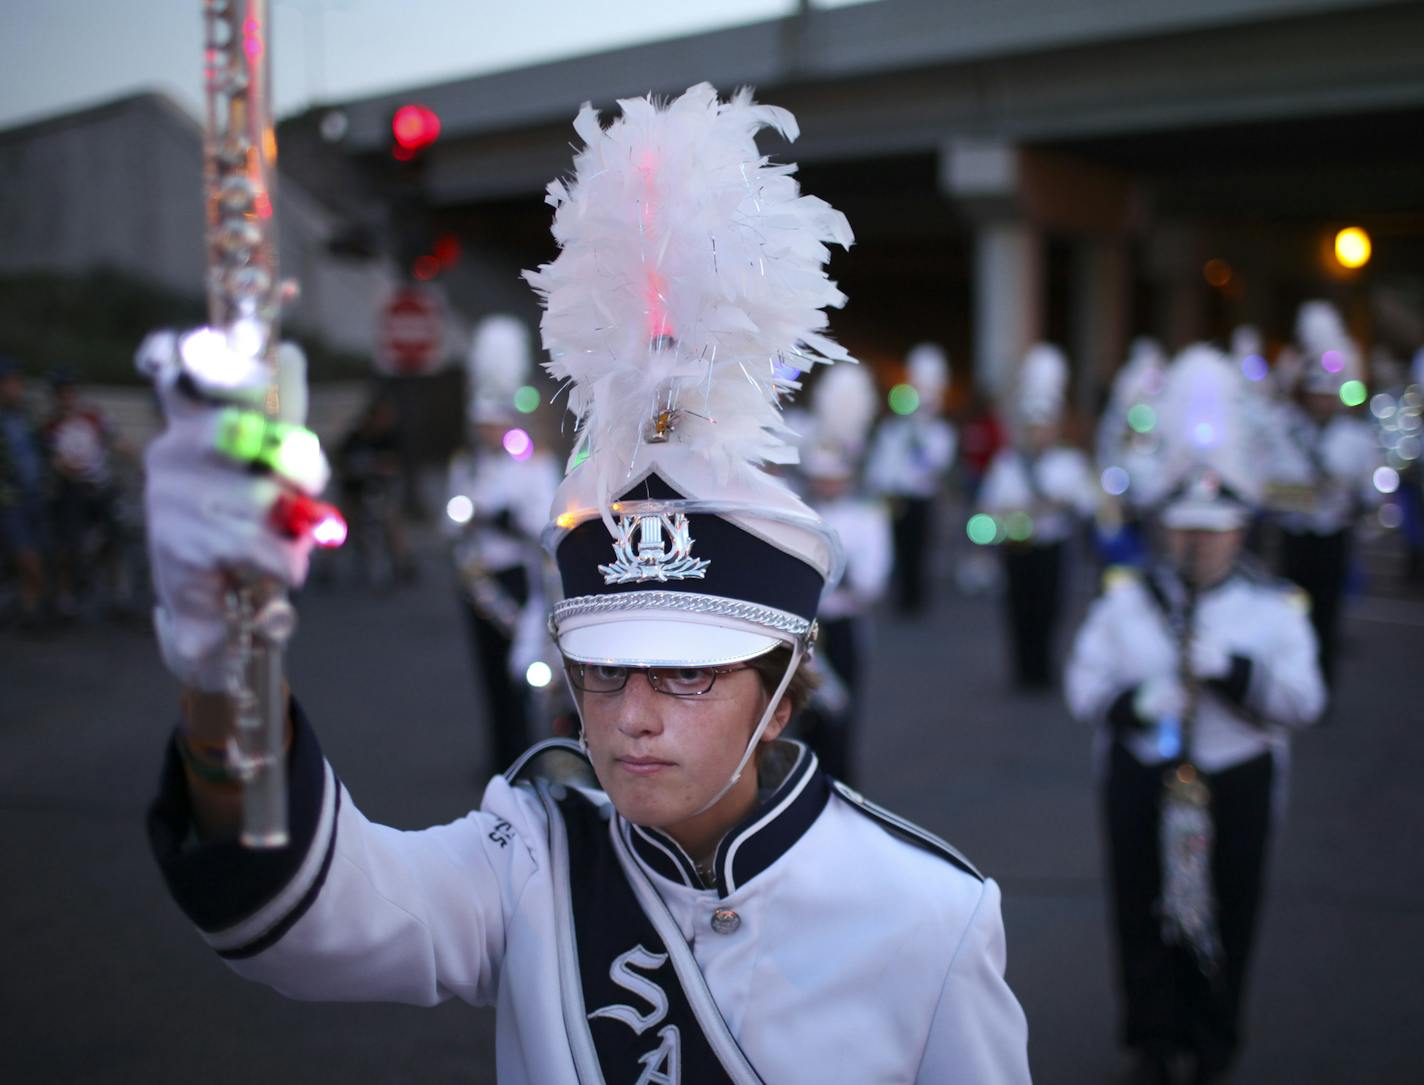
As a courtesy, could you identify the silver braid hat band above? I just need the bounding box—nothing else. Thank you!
[552,591,815,641]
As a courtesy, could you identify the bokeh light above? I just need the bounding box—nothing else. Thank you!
[446,495,474,524]
[1339,380,1367,407]
[1192,421,1216,446]
[526,661,553,688]
[1378,503,1403,530]
[1202,259,1232,288]
[1373,466,1400,494]
[1370,393,1395,420]
[966,513,998,546]
[888,383,920,416]
[1334,226,1371,270]
[503,427,534,461]
[312,511,348,548]
[1005,511,1034,542]
[513,385,540,414]
[1101,466,1130,496]
[1240,354,1269,382]
[1127,403,1156,433]
[1321,349,1345,374]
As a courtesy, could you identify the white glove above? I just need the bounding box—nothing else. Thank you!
[140,329,330,691]
[1189,638,1233,681]
[1133,675,1186,724]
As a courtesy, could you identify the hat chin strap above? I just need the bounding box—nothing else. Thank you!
[688,638,804,818]
[564,639,806,819]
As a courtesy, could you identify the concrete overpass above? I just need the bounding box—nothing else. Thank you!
[288,0,1424,405]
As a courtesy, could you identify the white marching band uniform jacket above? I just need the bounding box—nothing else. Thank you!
[446,450,560,572]
[979,447,1099,546]
[865,415,956,500]
[1064,565,1326,777]
[813,495,893,622]
[1264,407,1380,536]
[149,719,1032,1084]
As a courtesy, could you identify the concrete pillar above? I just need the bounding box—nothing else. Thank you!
[1070,238,1129,415]
[973,220,1044,398]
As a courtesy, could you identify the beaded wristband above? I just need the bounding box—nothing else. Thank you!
[175,732,247,787]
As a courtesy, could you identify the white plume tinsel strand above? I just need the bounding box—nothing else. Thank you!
[523,83,855,512]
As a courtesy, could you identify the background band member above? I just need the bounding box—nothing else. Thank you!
[978,343,1099,690]
[1264,300,1381,685]
[1066,345,1326,1084]
[796,362,892,785]
[446,314,559,771]
[866,342,956,616]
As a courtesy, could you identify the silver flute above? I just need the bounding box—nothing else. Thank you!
[204,0,296,848]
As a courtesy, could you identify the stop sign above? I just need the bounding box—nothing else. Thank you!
[376,286,444,375]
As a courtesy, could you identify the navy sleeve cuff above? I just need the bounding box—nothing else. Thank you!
[146,697,333,940]
[1106,687,1144,736]
[1207,654,1254,708]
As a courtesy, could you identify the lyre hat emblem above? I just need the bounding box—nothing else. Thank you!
[599,511,710,584]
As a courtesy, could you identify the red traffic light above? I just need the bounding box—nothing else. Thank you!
[391,104,441,157]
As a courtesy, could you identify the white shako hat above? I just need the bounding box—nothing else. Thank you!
[1154,343,1260,531]
[467,314,531,425]
[802,362,877,481]
[1294,299,1363,396]
[1017,342,1070,424]
[1109,336,1167,413]
[906,341,950,412]
[526,83,854,673]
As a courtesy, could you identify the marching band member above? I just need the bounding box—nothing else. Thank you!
[796,363,892,785]
[1095,337,1169,569]
[1264,300,1381,684]
[446,315,560,771]
[1065,345,1325,1085]
[865,342,956,616]
[978,343,1098,690]
[143,85,1030,1083]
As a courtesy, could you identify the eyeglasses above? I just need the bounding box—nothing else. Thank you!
[566,661,750,697]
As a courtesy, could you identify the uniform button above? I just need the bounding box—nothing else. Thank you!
[710,907,741,935]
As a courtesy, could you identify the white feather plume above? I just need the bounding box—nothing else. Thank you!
[523,83,855,509]
[467,314,532,421]
[1156,343,1260,504]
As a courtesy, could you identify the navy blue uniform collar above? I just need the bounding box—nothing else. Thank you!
[619,741,830,899]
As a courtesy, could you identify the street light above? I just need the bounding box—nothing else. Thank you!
[1334,227,1372,270]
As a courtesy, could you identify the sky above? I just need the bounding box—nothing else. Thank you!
[0,0,874,130]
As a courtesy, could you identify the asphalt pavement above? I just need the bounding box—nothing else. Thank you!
[3,527,1421,1084]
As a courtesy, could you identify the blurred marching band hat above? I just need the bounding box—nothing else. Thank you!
[1294,299,1362,396]
[1110,336,1167,412]
[1154,344,1259,531]
[526,83,854,668]
[1017,342,1069,425]
[801,362,878,481]
[466,314,532,425]
[906,342,950,413]
[1229,324,1263,360]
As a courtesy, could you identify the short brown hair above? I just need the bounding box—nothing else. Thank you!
[745,644,818,717]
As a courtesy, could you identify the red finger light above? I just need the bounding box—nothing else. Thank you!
[270,493,347,548]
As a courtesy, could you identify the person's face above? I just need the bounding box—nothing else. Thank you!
[574,663,790,833]
[1164,527,1244,587]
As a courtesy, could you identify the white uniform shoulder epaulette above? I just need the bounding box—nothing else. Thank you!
[1234,559,1311,610]
[1101,564,1140,594]
[504,738,595,788]
[830,780,984,882]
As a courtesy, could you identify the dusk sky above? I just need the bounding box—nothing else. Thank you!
[0,1,874,129]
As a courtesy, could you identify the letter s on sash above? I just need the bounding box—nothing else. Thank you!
[588,944,670,1036]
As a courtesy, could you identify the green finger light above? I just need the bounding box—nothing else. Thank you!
[215,408,323,488]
